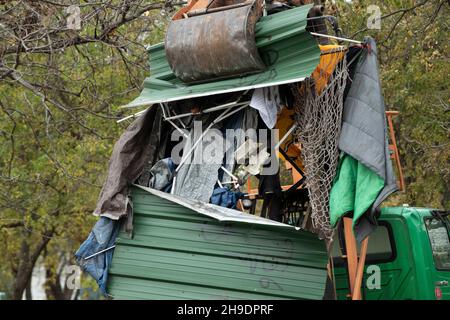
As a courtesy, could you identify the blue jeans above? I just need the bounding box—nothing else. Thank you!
[75,217,120,295]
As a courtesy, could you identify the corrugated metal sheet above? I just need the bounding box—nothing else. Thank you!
[134,185,297,228]
[107,186,328,299]
[125,4,321,107]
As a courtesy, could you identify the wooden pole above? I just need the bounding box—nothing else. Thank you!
[386,111,405,191]
[352,237,369,300]
[343,217,358,297]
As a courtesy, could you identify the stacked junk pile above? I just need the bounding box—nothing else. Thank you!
[76,1,401,300]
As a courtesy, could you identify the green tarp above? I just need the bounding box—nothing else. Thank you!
[329,153,385,229]
[125,4,321,108]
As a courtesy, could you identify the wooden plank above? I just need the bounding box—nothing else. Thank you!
[343,217,358,297]
[352,237,369,300]
[190,0,212,10]
[386,111,405,191]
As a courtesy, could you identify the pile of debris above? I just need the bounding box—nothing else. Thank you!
[75,1,399,298]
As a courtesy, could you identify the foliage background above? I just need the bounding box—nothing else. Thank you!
[0,0,448,299]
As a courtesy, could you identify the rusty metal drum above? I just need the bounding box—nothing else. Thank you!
[164,0,266,84]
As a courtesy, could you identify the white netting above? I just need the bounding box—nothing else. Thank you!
[292,57,348,240]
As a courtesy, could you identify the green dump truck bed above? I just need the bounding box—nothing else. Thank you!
[106,185,328,300]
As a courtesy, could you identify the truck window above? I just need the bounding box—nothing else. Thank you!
[331,223,395,265]
[425,217,450,270]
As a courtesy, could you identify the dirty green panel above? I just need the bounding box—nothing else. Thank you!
[125,5,321,107]
[107,186,328,300]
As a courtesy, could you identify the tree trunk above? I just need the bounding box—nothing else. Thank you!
[10,233,52,300]
[25,281,32,300]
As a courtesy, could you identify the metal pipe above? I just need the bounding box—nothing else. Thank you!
[274,124,297,150]
[219,165,240,184]
[171,176,177,194]
[84,245,116,260]
[215,104,248,123]
[175,104,248,173]
[163,112,240,183]
[309,32,362,45]
[117,108,148,123]
[163,100,250,121]
[171,104,248,192]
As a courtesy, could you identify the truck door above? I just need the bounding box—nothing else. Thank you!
[424,214,450,300]
[332,219,416,300]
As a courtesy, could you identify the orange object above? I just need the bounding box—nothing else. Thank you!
[343,217,358,297]
[342,216,369,300]
[311,45,346,94]
[172,0,211,20]
[386,111,405,191]
[352,237,368,300]
[285,160,303,184]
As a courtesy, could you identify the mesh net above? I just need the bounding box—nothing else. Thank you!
[291,56,348,240]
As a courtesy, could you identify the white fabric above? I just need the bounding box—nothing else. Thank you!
[250,86,282,128]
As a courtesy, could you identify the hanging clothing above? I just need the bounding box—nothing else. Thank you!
[330,37,398,242]
[250,86,282,129]
[146,158,175,192]
[75,217,121,295]
[210,187,244,209]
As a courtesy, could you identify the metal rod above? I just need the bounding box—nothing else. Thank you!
[309,32,362,45]
[274,124,297,150]
[167,119,187,136]
[84,245,116,260]
[203,100,250,114]
[219,165,239,184]
[220,181,235,184]
[306,15,336,21]
[175,105,247,174]
[159,103,168,118]
[215,104,248,123]
[163,113,240,182]
[165,103,187,129]
[117,108,148,123]
[163,100,250,121]
[175,125,214,174]
[170,176,177,194]
[278,147,306,186]
[171,104,248,192]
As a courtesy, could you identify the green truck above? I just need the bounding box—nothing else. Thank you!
[332,207,450,300]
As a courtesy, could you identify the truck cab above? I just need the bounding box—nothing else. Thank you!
[333,207,450,300]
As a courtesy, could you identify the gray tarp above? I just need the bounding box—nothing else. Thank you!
[94,107,166,220]
[173,120,225,203]
[173,107,259,202]
[338,37,398,240]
